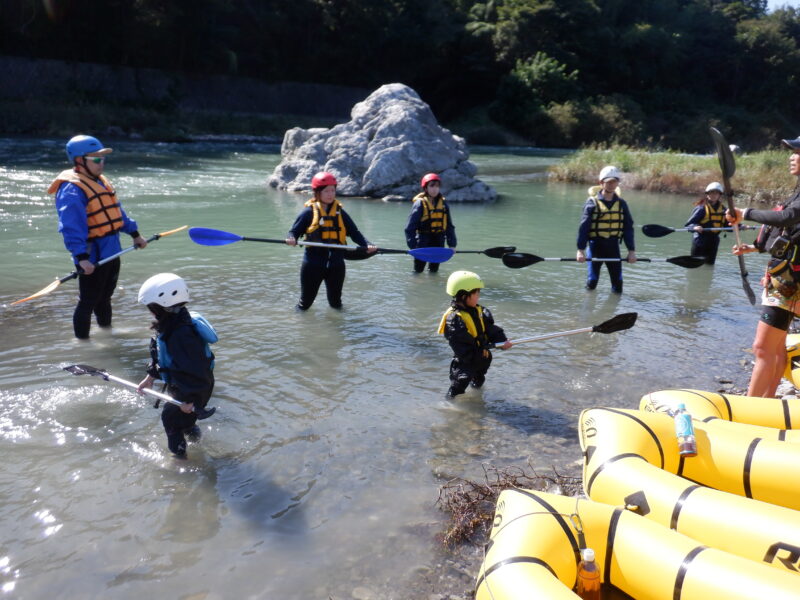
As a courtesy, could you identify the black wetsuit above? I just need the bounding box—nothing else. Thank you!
[148,307,215,455]
[685,201,725,264]
[404,194,457,273]
[443,303,507,397]
[287,205,370,309]
[576,193,635,293]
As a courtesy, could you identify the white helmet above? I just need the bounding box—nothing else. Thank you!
[598,166,622,182]
[705,182,724,194]
[138,273,189,307]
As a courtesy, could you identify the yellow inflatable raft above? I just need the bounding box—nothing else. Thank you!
[786,332,800,387]
[579,406,800,573]
[475,488,800,600]
[639,389,800,441]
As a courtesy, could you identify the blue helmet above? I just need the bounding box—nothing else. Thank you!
[65,135,112,161]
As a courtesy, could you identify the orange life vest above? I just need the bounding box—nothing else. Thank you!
[304,198,347,244]
[48,169,124,239]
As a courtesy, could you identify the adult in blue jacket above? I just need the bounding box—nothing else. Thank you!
[576,166,636,293]
[48,135,147,338]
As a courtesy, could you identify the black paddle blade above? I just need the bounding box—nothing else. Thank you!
[711,127,755,304]
[484,246,517,258]
[64,364,108,377]
[641,224,674,238]
[501,252,543,268]
[195,406,216,420]
[592,312,638,334]
[710,126,736,180]
[666,255,705,269]
[343,247,374,260]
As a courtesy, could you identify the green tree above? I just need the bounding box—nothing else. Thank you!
[733,13,800,113]
[489,52,580,138]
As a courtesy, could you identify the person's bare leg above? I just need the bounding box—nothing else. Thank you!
[748,320,788,398]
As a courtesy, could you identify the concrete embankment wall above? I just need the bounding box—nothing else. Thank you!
[0,55,369,117]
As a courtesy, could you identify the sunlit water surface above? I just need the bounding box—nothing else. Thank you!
[0,138,759,598]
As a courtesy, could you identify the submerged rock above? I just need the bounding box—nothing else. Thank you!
[268,83,497,202]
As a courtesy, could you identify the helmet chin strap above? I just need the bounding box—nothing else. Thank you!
[151,303,184,316]
[74,157,99,180]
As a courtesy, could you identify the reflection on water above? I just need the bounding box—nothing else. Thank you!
[0,138,759,598]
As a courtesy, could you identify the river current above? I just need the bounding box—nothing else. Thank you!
[0,138,760,598]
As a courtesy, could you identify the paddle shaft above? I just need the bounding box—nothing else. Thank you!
[509,326,593,345]
[98,232,159,263]
[102,372,184,407]
[66,233,158,280]
[245,235,404,254]
[298,240,443,258]
[10,227,186,305]
[256,237,362,251]
[677,226,743,232]
[547,257,657,262]
[81,227,187,272]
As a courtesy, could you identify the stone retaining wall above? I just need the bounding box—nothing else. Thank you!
[0,56,369,117]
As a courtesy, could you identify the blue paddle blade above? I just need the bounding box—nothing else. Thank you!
[409,247,455,263]
[188,227,244,246]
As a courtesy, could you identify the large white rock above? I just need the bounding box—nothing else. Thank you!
[268,83,497,202]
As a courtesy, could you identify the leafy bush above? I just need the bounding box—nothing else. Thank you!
[489,52,580,138]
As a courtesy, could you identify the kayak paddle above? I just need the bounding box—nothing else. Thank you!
[710,126,756,305]
[642,223,757,238]
[188,227,455,263]
[454,246,517,258]
[505,312,637,345]
[342,245,454,262]
[501,252,704,269]
[11,225,188,306]
[63,364,216,418]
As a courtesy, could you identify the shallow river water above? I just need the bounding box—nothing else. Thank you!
[0,138,761,598]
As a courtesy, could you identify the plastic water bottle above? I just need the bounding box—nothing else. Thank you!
[576,548,601,600]
[674,403,697,458]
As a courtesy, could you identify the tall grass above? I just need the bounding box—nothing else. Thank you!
[550,145,797,205]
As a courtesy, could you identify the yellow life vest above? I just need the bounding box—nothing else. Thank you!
[589,195,623,239]
[438,305,491,357]
[304,198,347,244]
[700,201,725,229]
[438,305,487,338]
[412,192,447,234]
[48,169,124,239]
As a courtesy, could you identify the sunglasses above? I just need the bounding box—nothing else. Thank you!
[86,156,105,164]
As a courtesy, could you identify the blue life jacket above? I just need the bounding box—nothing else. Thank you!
[157,311,217,384]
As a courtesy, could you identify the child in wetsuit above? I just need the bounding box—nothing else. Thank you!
[438,270,512,397]
[136,273,217,458]
[404,172,457,273]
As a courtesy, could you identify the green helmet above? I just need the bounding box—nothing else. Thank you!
[446,270,484,296]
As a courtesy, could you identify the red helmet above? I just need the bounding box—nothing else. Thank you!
[420,173,441,189]
[311,171,337,190]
